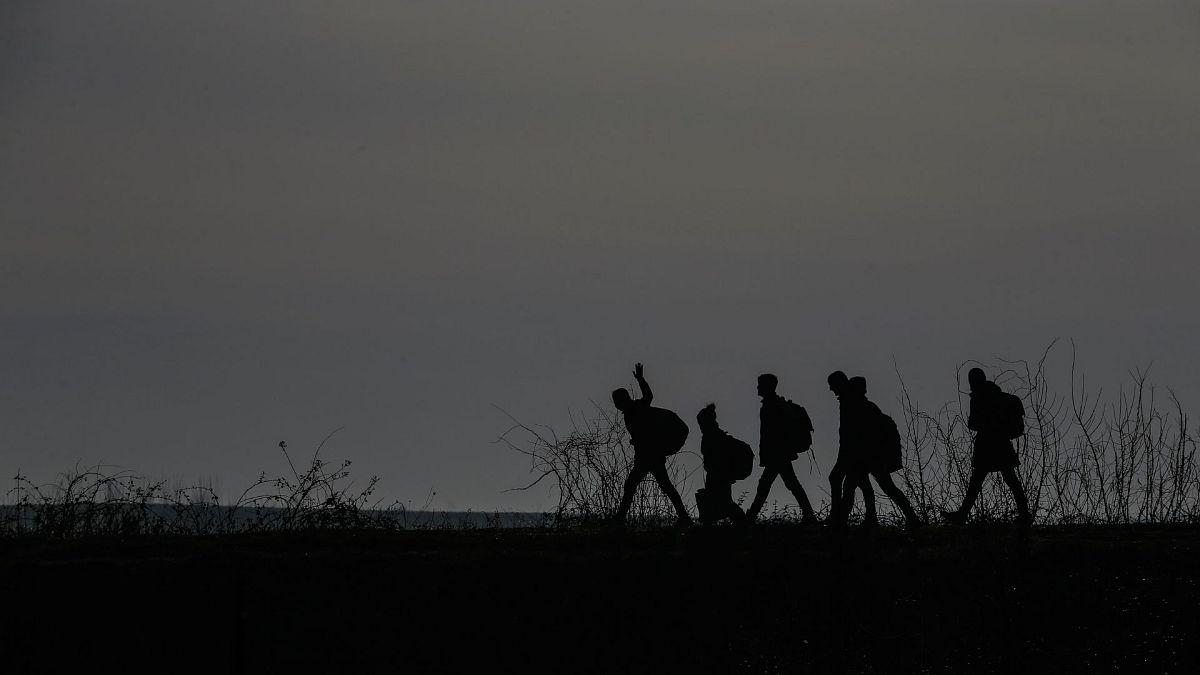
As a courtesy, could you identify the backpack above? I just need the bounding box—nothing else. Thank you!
[727,435,754,481]
[874,410,903,473]
[999,392,1026,440]
[646,407,689,456]
[784,400,814,452]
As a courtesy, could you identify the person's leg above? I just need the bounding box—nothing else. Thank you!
[650,462,692,523]
[778,462,817,521]
[696,474,715,524]
[943,467,987,524]
[872,471,920,527]
[830,466,858,526]
[961,468,987,514]
[836,474,860,526]
[1000,466,1031,525]
[699,473,728,524]
[615,462,651,524]
[710,480,742,522]
[858,474,877,526]
[746,467,779,521]
[827,461,845,524]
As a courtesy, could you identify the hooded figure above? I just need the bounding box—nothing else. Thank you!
[942,368,1031,526]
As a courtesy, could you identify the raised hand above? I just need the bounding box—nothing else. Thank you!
[633,362,644,379]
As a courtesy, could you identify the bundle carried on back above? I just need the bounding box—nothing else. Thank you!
[640,407,689,457]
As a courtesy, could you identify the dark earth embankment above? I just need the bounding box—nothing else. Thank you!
[2,525,1197,673]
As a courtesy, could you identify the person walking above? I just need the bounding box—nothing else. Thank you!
[840,376,921,529]
[746,374,818,523]
[941,368,1032,526]
[826,371,876,527]
[612,363,693,527]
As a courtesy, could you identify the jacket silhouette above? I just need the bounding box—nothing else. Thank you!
[967,380,1019,471]
[612,363,692,526]
[695,403,749,524]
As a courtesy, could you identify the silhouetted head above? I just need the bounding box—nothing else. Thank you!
[967,367,987,392]
[612,387,632,412]
[828,370,848,396]
[757,373,778,398]
[697,403,718,432]
[849,376,867,397]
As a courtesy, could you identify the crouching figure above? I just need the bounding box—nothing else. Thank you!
[695,403,753,524]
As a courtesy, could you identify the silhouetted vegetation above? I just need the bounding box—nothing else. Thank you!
[496,404,696,527]
[1,430,513,536]
[895,341,1199,525]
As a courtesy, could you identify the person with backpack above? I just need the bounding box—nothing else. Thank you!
[695,403,752,524]
[612,362,693,527]
[941,368,1032,526]
[746,373,818,523]
[826,371,876,526]
[835,377,922,529]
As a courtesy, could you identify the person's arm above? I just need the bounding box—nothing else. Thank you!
[759,403,769,452]
[967,397,980,432]
[633,362,653,405]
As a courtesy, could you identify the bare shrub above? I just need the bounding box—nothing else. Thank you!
[894,340,1200,525]
[495,404,698,526]
[3,429,395,537]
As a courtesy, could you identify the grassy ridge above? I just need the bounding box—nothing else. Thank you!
[2,525,1197,672]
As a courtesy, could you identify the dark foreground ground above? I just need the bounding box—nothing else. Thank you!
[2,525,1197,673]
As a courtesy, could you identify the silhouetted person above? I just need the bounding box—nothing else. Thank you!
[942,368,1032,526]
[826,371,876,526]
[829,377,920,529]
[844,376,921,529]
[746,374,818,523]
[613,363,693,526]
[695,403,751,524]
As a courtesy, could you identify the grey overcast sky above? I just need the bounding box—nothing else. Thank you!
[2,1,1198,511]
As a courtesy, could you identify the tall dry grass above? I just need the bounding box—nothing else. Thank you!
[2,430,426,537]
[896,341,1198,525]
